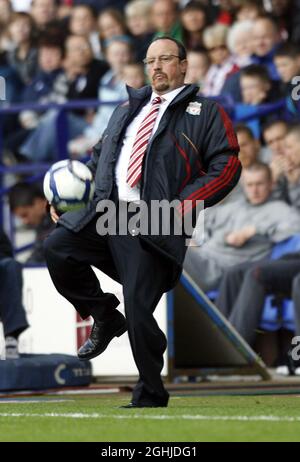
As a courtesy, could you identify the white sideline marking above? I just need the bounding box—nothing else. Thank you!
[1,413,300,422]
[0,400,73,404]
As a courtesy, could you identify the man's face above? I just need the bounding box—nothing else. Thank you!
[185,52,209,83]
[252,19,279,57]
[98,12,124,39]
[122,66,145,89]
[181,9,206,33]
[284,132,300,168]
[241,76,269,105]
[151,0,177,34]
[263,123,287,156]
[242,170,272,205]
[39,46,62,72]
[274,55,300,83]
[9,18,31,44]
[105,41,132,73]
[31,0,56,27]
[70,7,95,36]
[66,36,93,67]
[127,13,150,36]
[14,199,46,227]
[237,131,260,167]
[146,39,187,94]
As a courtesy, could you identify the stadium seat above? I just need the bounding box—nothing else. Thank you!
[260,235,300,331]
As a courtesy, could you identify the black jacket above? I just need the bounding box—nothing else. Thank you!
[59,84,241,289]
[0,231,13,260]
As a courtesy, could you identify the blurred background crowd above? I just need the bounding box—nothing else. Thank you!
[1,0,300,371]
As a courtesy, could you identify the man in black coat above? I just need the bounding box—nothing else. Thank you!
[44,37,241,408]
[0,231,29,359]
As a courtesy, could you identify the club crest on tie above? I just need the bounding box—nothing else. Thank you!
[186,101,202,115]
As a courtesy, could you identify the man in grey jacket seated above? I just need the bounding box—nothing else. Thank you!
[184,162,300,291]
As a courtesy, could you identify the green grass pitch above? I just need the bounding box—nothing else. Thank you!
[1,394,300,442]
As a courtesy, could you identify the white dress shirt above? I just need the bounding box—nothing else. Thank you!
[115,86,186,202]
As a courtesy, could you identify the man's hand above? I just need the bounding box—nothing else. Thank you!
[283,160,300,184]
[50,205,60,223]
[270,155,286,183]
[225,225,256,247]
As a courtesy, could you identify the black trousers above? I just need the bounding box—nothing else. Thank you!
[0,258,29,337]
[44,210,171,406]
[216,255,300,346]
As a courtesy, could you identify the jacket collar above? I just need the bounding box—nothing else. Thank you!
[126,84,200,107]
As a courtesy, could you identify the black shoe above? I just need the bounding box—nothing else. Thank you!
[78,311,127,361]
[120,402,168,409]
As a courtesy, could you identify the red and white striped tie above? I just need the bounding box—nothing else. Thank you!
[127,96,163,188]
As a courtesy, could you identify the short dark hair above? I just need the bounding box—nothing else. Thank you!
[262,119,288,134]
[235,123,255,139]
[286,123,300,140]
[72,3,97,18]
[274,42,300,59]
[244,161,272,181]
[241,64,271,84]
[8,182,45,211]
[149,36,187,61]
[255,14,280,32]
[38,35,65,57]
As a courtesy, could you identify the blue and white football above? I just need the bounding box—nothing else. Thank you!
[43,160,95,212]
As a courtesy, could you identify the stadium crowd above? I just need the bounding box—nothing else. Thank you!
[1,0,300,370]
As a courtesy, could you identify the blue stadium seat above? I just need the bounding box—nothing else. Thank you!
[260,235,300,331]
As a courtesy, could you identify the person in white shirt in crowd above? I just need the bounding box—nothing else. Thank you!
[184,162,300,291]
[226,20,254,68]
[201,23,239,97]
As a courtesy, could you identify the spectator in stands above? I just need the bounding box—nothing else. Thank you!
[184,162,300,291]
[236,124,261,168]
[125,0,154,63]
[269,0,298,40]
[8,182,54,264]
[0,50,23,104]
[0,230,29,360]
[121,62,146,89]
[220,124,261,203]
[4,37,65,160]
[236,0,264,22]
[6,12,38,85]
[19,34,109,161]
[98,8,129,50]
[263,119,288,163]
[274,42,300,119]
[0,0,12,51]
[251,15,281,80]
[184,49,210,87]
[68,36,131,157]
[30,0,58,33]
[262,119,288,190]
[202,23,239,96]
[69,4,101,59]
[216,251,300,365]
[279,123,300,209]
[215,0,240,25]
[226,20,254,67]
[151,0,183,42]
[222,15,282,101]
[180,1,209,50]
[236,64,278,138]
